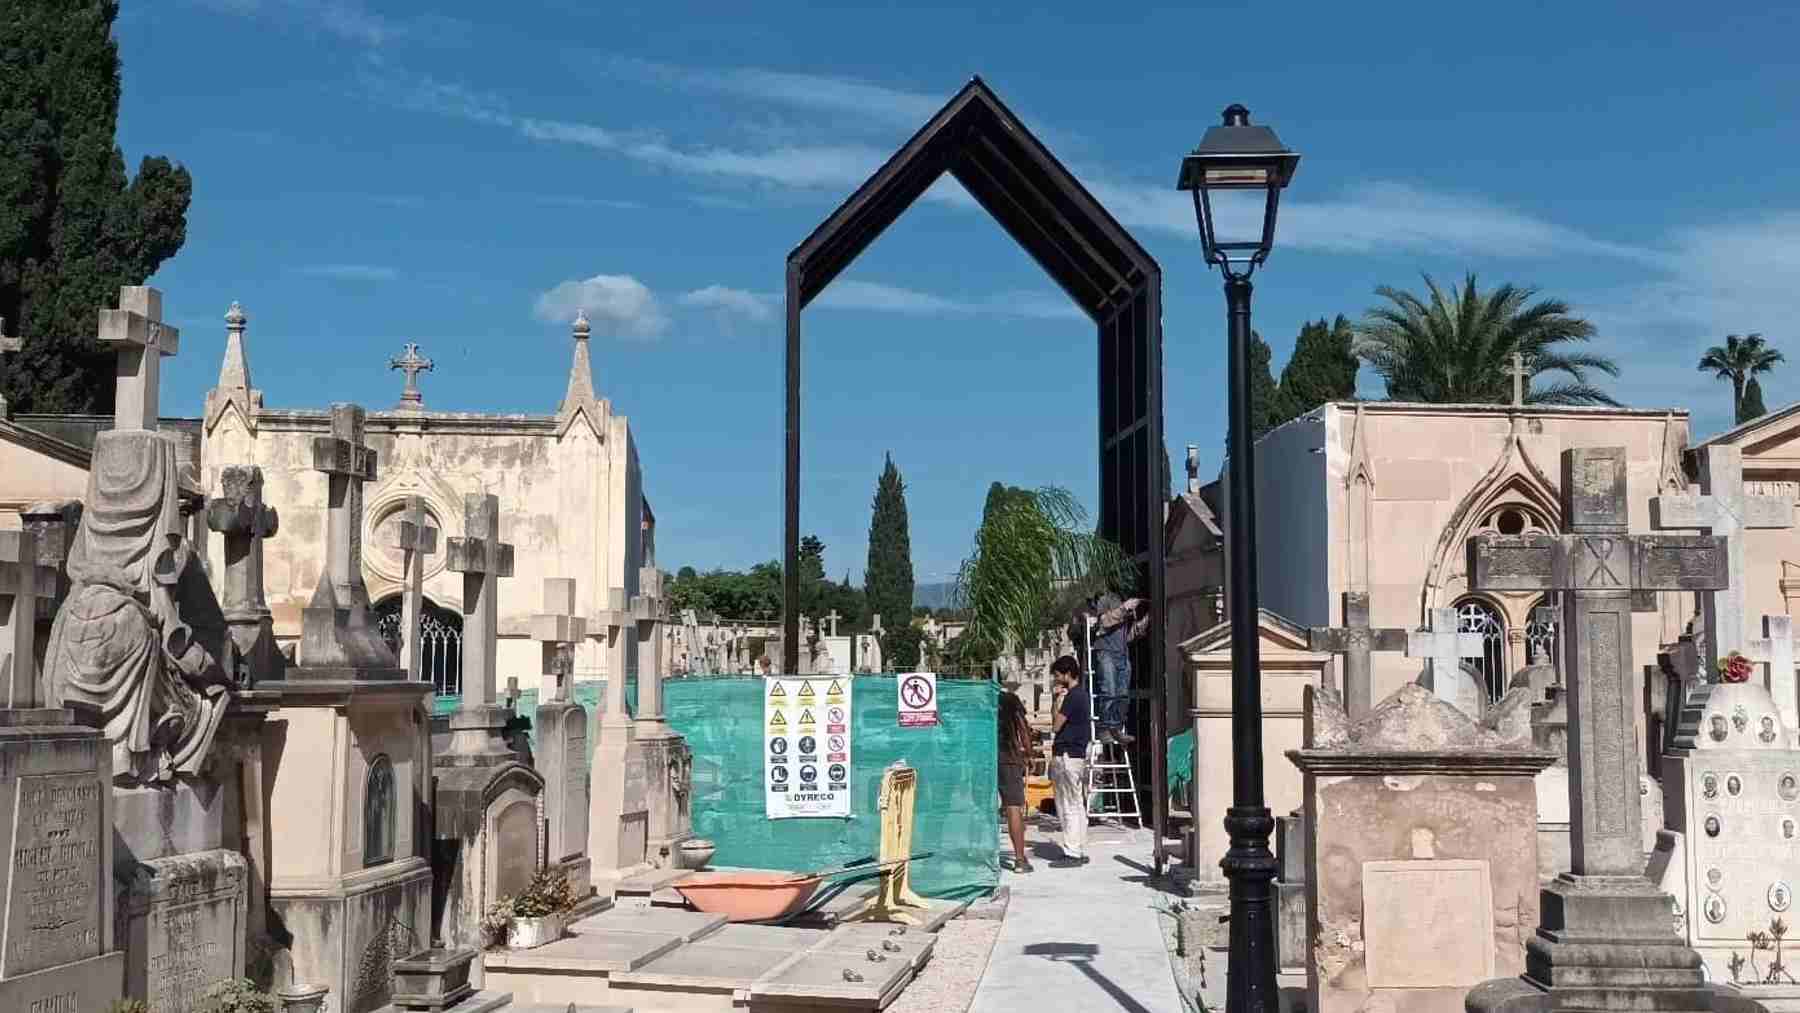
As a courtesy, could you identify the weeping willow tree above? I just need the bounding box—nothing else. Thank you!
[952,486,1137,673]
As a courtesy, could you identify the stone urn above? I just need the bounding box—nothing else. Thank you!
[275,983,330,1013]
[392,948,476,1010]
[506,911,569,949]
[677,837,718,870]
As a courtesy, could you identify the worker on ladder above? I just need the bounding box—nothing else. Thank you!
[1077,591,1147,745]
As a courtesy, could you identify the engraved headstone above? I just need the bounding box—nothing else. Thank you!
[1745,614,1798,749]
[1465,447,1727,1013]
[0,530,123,1011]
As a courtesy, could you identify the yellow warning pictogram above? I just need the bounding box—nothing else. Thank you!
[826,680,845,696]
[769,711,787,727]
[799,709,817,725]
[768,682,787,699]
[798,681,817,699]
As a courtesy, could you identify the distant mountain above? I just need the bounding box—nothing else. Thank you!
[913,581,959,610]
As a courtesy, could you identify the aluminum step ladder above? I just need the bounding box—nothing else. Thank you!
[1082,615,1143,828]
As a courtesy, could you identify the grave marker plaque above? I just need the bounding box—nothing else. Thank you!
[2,773,104,977]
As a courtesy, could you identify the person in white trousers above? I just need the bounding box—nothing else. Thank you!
[1048,655,1091,866]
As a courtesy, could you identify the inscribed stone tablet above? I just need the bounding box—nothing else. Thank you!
[144,890,240,1013]
[1683,754,1800,946]
[1362,860,1495,988]
[3,773,104,976]
[494,800,538,900]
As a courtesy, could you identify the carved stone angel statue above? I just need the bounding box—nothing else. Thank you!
[43,431,235,784]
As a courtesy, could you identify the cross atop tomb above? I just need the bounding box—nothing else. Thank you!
[389,342,433,410]
[1510,350,1528,407]
[447,493,515,707]
[825,608,842,638]
[1309,591,1410,718]
[1747,614,1798,747]
[1470,446,1727,876]
[1408,606,1487,719]
[1651,444,1794,672]
[0,529,55,709]
[310,404,379,607]
[871,613,884,636]
[98,286,180,431]
[532,578,587,701]
[386,496,439,682]
[1186,443,1201,493]
[0,316,23,418]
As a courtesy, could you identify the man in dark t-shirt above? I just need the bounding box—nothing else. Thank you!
[1048,655,1091,865]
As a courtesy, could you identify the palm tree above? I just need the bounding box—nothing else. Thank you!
[953,487,1135,675]
[1698,334,1784,425]
[1355,273,1620,406]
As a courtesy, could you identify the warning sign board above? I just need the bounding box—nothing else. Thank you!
[898,672,939,728]
[766,676,852,818]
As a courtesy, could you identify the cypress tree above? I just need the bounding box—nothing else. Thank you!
[1275,315,1359,424]
[1,1,192,414]
[1739,376,1769,425]
[1225,331,1285,455]
[863,453,915,630]
[798,534,827,614]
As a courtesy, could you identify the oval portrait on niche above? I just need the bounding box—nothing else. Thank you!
[1707,867,1725,890]
[1762,715,1780,744]
[1728,774,1744,797]
[1706,894,1728,924]
[1780,774,1799,802]
[1711,714,1731,743]
[1703,773,1721,800]
[1771,882,1793,913]
[1705,814,1723,837]
[1783,817,1797,841]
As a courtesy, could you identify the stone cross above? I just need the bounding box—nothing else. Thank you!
[389,342,433,410]
[532,578,586,702]
[633,565,669,730]
[871,613,884,636]
[1651,444,1793,673]
[1470,446,1727,876]
[311,403,379,607]
[446,493,515,706]
[1308,590,1410,718]
[1407,605,1487,718]
[1746,614,1798,746]
[0,316,24,417]
[97,286,180,431]
[385,495,438,682]
[825,609,841,638]
[1510,350,1527,407]
[206,465,282,683]
[0,529,55,709]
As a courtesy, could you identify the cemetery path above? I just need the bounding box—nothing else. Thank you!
[971,821,1184,1013]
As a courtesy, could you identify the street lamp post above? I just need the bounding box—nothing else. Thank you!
[1176,104,1299,1013]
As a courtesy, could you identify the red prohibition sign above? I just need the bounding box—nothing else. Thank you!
[900,676,934,709]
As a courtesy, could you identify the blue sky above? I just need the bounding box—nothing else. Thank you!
[120,1,1800,584]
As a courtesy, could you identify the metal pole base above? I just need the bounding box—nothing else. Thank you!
[1223,804,1280,1012]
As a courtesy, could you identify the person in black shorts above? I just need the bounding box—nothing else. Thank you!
[997,689,1035,873]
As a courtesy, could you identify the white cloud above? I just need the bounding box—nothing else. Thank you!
[680,286,774,323]
[601,58,943,128]
[533,274,668,339]
[300,263,398,282]
[815,281,1083,321]
[194,0,467,48]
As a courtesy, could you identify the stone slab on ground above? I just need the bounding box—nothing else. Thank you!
[571,904,728,942]
[613,941,797,990]
[884,917,1002,1013]
[750,948,915,1009]
[484,928,684,973]
[814,923,937,972]
[706,923,830,948]
[373,990,514,1013]
[970,822,1183,1013]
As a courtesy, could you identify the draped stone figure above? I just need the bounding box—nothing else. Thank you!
[44,431,235,784]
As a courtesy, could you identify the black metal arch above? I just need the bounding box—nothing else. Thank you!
[782,77,1166,848]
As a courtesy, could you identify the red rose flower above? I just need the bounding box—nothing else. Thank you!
[1719,652,1754,684]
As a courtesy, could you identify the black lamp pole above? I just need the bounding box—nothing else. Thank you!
[1176,102,1298,1013]
[1221,270,1278,1013]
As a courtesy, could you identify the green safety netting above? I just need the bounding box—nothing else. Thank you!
[434,675,1000,899]
[1167,727,1194,801]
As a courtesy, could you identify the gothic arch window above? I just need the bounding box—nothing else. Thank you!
[375,596,465,696]
[365,754,396,867]
[1476,503,1552,539]
[1526,594,1560,668]
[1454,597,1509,704]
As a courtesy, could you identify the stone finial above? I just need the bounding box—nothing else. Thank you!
[573,309,591,340]
[225,301,247,330]
[206,300,264,432]
[556,310,604,436]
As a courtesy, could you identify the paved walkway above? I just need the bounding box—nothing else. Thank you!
[971,819,1183,1013]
